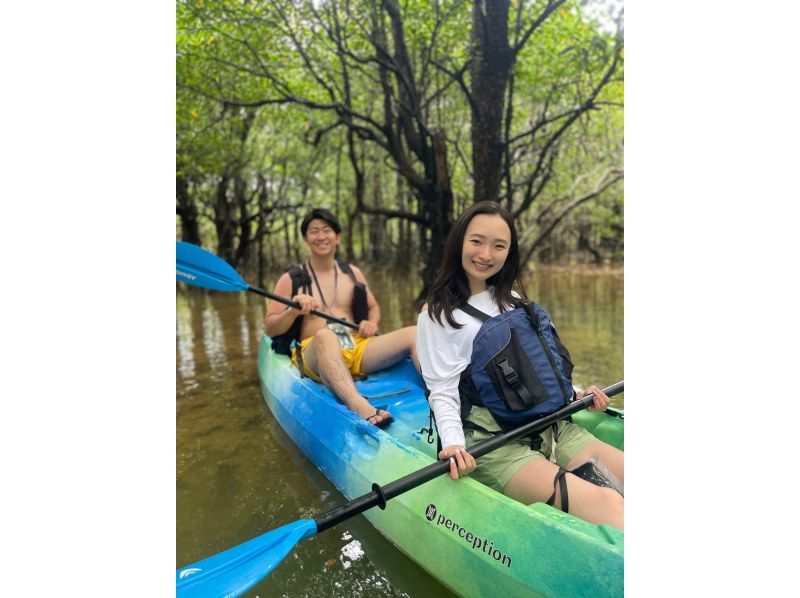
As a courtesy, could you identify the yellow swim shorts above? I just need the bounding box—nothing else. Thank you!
[291,334,373,382]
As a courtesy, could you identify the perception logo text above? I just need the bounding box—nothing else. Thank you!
[424,504,512,568]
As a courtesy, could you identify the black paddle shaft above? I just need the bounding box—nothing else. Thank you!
[247,285,361,331]
[314,381,623,532]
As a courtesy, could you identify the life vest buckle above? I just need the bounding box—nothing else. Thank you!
[496,357,520,387]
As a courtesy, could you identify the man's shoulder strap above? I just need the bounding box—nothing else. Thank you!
[337,259,369,323]
[336,259,363,286]
[286,263,311,294]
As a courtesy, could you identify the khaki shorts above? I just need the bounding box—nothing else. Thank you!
[464,407,596,493]
[291,334,372,382]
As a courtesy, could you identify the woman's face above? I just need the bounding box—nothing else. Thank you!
[461,214,511,294]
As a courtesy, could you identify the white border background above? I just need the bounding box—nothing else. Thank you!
[2,1,175,594]
[3,1,799,594]
[625,1,800,594]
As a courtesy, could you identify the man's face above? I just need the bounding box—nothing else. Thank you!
[304,218,340,257]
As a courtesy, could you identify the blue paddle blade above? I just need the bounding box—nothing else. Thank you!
[177,519,317,597]
[176,241,249,292]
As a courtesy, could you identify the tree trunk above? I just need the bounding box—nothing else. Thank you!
[291,211,301,264]
[344,128,365,264]
[213,175,237,265]
[578,226,604,265]
[335,143,342,217]
[234,174,250,269]
[417,130,454,304]
[176,175,201,245]
[283,209,292,267]
[369,168,385,262]
[397,173,411,271]
[256,173,268,287]
[470,0,513,203]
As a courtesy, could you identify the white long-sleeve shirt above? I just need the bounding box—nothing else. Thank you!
[416,289,514,449]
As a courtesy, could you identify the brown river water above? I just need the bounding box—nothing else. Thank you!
[176,268,623,597]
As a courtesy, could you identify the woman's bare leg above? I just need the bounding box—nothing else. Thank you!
[503,458,623,530]
[567,440,624,485]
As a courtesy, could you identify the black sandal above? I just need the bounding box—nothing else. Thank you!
[366,409,394,429]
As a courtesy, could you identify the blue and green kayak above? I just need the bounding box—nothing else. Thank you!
[257,334,624,596]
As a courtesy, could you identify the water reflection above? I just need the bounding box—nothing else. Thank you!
[240,314,251,358]
[201,297,228,371]
[523,268,624,397]
[176,294,195,382]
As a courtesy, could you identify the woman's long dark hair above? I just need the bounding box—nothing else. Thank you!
[426,201,526,328]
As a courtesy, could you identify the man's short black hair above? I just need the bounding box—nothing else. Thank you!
[300,208,342,236]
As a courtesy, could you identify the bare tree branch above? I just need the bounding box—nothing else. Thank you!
[511,0,567,56]
[513,32,623,218]
[431,58,477,112]
[518,168,623,263]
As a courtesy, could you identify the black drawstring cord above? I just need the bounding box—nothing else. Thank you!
[419,409,436,444]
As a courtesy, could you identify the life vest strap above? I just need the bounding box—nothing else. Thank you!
[546,467,569,513]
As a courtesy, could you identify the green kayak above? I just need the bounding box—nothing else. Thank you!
[257,335,623,596]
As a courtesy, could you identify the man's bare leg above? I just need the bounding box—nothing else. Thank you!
[359,326,419,374]
[302,328,392,425]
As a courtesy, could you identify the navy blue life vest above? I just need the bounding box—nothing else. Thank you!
[270,260,368,355]
[458,300,575,431]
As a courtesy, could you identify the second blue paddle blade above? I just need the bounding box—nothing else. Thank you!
[176,241,249,292]
[177,518,317,597]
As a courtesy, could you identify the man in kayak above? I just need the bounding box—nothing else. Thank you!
[264,208,419,428]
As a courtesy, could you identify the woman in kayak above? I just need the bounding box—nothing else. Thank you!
[416,201,623,530]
